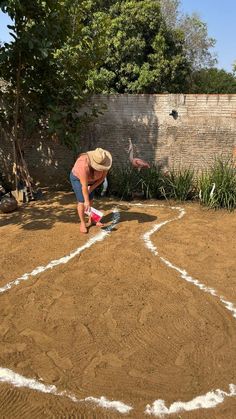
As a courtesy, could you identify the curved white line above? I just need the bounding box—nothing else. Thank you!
[0,209,133,414]
[142,205,236,416]
[0,367,132,414]
[142,206,236,318]
[145,385,236,416]
[0,209,120,294]
[0,203,235,416]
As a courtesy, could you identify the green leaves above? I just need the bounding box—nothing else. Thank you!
[0,0,109,151]
[109,165,196,202]
[199,157,236,211]
[90,0,191,93]
[161,168,196,201]
[190,68,236,94]
[107,159,236,212]
[160,0,216,70]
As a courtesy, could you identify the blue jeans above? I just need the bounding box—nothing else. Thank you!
[70,171,95,203]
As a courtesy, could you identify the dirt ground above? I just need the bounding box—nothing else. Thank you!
[0,192,236,419]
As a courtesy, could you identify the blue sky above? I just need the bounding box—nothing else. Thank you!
[0,11,12,43]
[0,1,235,71]
[181,0,236,71]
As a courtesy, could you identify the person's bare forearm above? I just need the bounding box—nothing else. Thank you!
[89,180,103,193]
[89,173,107,193]
[82,185,90,205]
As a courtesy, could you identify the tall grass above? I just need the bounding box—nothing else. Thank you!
[108,166,140,200]
[108,165,165,200]
[106,157,236,211]
[198,157,236,211]
[160,168,196,201]
[139,165,164,199]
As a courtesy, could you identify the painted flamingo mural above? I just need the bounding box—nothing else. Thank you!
[128,139,151,171]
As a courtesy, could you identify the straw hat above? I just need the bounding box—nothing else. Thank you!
[87,148,112,171]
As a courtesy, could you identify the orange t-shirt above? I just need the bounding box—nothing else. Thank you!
[72,154,105,184]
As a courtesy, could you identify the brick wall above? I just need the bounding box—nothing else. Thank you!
[0,129,74,186]
[1,94,236,185]
[79,94,236,173]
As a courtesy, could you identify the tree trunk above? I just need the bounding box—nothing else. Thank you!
[12,51,21,198]
[13,50,34,201]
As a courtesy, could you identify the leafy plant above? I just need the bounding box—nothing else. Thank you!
[90,0,192,93]
[139,165,163,199]
[189,68,236,94]
[0,0,109,189]
[159,167,195,201]
[101,158,235,212]
[198,156,236,211]
[108,165,167,200]
[108,165,140,200]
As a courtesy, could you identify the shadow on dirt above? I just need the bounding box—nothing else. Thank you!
[0,191,157,231]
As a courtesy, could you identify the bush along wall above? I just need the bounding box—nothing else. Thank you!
[103,156,236,211]
[198,157,236,211]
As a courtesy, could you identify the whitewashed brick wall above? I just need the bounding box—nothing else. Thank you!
[1,94,236,185]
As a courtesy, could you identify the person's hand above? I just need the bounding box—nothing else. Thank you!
[84,201,91,213]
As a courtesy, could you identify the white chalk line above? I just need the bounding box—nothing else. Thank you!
[0,367,132,414]
[141,204,236,417]
[1,203,236,416]
[0,208,133,414]
[145,385,236,416]
[142,205,236,319]
[0,209,120,294]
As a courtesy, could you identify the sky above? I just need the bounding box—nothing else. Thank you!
[0,0,235,72]
[181,0,236,71]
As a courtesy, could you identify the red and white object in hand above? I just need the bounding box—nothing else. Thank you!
[85,207,103,223]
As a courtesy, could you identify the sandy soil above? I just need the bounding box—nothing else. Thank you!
[0,192,236,419]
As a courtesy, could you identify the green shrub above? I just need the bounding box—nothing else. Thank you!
[139,165,164,199]
[198,156,236,211]
[108,165,165,200]
[108,165,140,200]
[160,167,195,201]
[100,158,235,212]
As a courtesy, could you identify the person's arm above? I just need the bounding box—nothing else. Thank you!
[89,171,108,193]
[80,173,90,211]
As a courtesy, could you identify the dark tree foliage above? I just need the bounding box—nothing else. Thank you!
[89,0,192,93]
[190,68,236,94]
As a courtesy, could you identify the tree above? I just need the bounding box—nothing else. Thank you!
[189,68,236,94]
[159,0,180,28]
[233,61,236,74]
[179,13,216,70]
[160,0,217,69]
[89,0,191,93]
[0,0,108,192]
